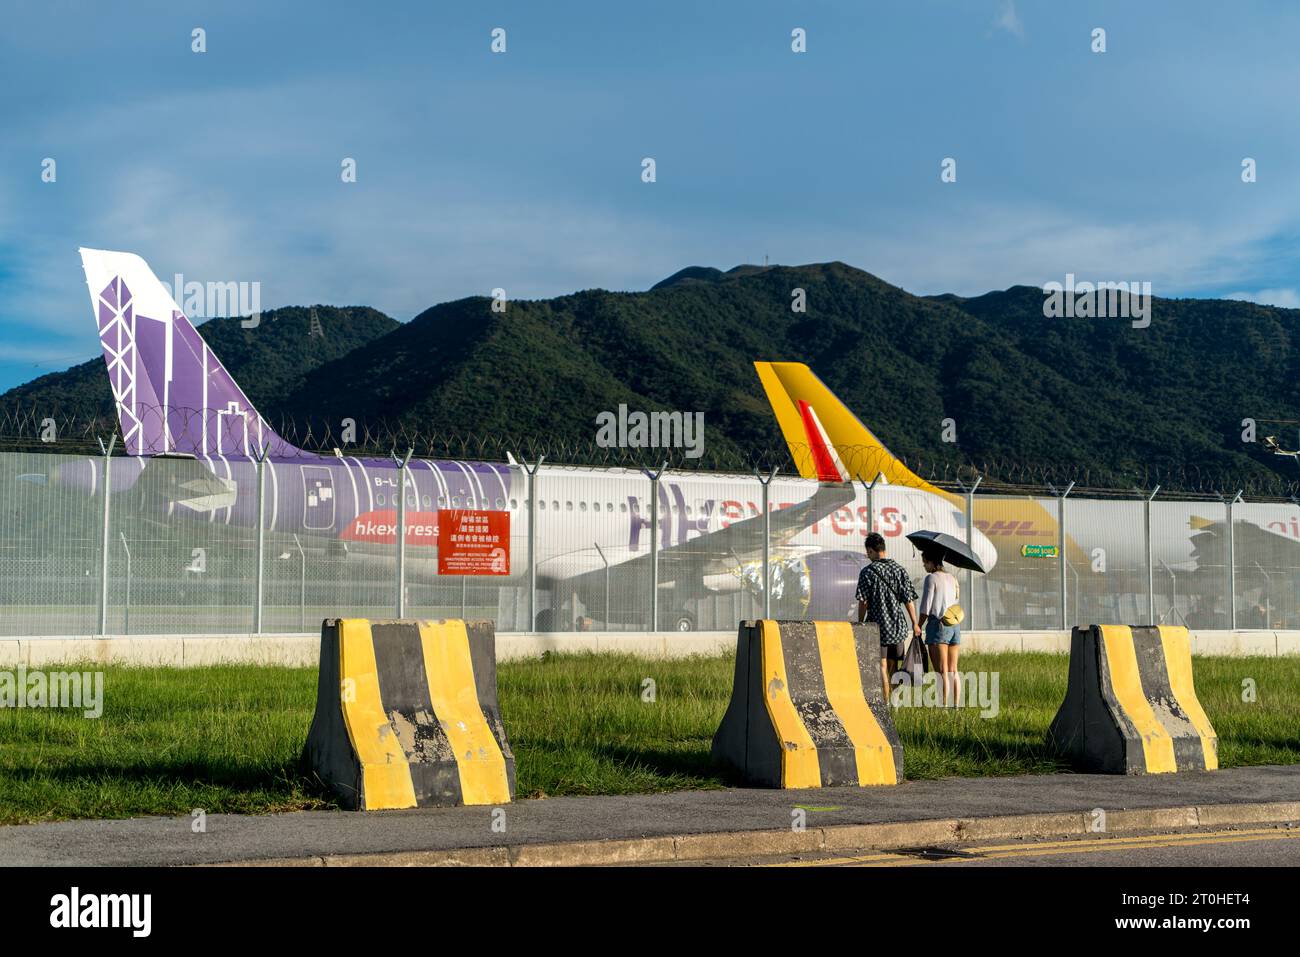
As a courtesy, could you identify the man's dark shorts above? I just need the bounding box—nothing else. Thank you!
[879,639,906,661]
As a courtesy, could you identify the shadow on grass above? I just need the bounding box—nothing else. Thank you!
[901,727,1070,771]
[583,742,732,787]
[5,756,320,794]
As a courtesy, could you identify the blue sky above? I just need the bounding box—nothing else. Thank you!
[2,0,1299,392]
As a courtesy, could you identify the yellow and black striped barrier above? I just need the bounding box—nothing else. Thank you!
[304,618,515,810]
[1048,624,1218,774]
[711,620,903,788]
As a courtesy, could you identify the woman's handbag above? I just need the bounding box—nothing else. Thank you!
[941,577,965,626]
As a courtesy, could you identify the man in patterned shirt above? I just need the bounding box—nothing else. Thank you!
[855,532,921,696]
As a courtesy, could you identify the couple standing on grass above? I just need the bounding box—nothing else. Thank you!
[855,532,962,706]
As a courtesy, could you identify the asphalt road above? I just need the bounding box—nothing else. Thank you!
[1,764,1298,866]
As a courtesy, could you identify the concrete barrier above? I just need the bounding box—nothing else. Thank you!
[304,618,515,810]
[1048,624,1218,774]
[712,620,903,788]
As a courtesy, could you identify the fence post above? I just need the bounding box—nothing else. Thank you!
[957,475,982,630]
[517,455,544,631]
[594,542,610,628]
[646,463,668,631]
[96,435,116,636]
[253,446,268,635]
[1227,489,1242,629]
[1144,485,1160,624]
[863,471,886,539]
[119,532,131,636]
[393,448,413,618]
[1053,481,1075,630]
[859,471,887,616]
[293,534,306,632]
[756,466,779,619]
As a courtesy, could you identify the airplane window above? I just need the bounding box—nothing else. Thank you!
[377,493,386,506]
[566,501,574,511]
[510,499,518,510]
[539,500,546,510]
[437,496,446,507]
[619,503,628,513]
[408,496,417,508]
[422,495,431,508]
[607,503,613,512]
[579,502,588,512]
[552,501,559,510]
[495,498,504,509]
[452,496,462,507]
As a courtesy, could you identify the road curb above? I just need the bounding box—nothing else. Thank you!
[219,800,1300,867]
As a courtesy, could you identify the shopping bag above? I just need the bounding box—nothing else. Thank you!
[901,633,928,685]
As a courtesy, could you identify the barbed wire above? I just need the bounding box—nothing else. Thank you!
[1,403,1297,502]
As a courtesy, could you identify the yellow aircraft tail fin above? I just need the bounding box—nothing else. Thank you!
[754,361,945,495]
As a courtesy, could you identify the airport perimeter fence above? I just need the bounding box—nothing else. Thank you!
[2,446,1298,638]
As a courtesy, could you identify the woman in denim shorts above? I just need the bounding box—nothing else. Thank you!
[917,549,961,706]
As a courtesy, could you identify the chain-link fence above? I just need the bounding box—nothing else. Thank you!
[1,447,1297,637]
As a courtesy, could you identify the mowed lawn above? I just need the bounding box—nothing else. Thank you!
[1,652,1298,825]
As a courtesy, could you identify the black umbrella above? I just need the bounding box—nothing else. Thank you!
[905,529,988,574]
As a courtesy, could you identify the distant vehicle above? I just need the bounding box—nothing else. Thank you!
[1264,435,1299,460]
[62,249,996,631]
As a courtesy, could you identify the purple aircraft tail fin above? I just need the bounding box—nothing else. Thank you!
[79,248,296,458]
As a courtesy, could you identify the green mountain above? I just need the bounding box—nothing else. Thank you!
[929,285,1300,488]
[4,264,1297,494]
[1,306,399,421]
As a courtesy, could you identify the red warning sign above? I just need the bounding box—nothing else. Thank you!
[437,508,510,575]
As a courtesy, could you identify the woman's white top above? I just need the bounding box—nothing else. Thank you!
[919,570,958,618]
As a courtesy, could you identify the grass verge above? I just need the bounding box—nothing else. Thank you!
[1,651,1297,825]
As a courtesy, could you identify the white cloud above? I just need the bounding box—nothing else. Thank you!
[1224,288,1300,309]
[57,164,687,341]
[2,75,679,351]
[789,196,1300,301]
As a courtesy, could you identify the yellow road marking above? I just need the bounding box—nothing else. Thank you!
[769,850,907,866]
[770,826,1300,867]
[883,830,1300,866]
